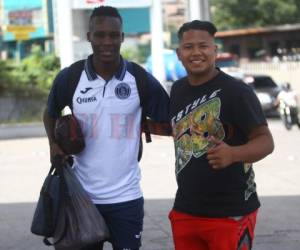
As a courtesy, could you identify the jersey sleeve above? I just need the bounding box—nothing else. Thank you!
[144,72,170,123]
[46,67,69,118]
[233,84,267,135]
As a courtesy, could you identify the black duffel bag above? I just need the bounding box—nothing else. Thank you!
[31,164,61,238]
[31,158,109,248]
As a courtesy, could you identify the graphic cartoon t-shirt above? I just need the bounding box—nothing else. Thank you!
[170,71,267,217]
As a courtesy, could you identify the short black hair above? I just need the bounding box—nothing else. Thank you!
[177,20,217,41]
[89,6,123,24]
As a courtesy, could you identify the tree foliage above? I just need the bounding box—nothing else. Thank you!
[121,43,150,64]
[0,60,15,94]
[0,45,60,96]
[211,0,300,30]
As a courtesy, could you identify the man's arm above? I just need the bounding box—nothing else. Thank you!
[43,108,66,163]
[43,67,70,162]
[142,72,172,136]
[206,125,274,169]
[142,119,172,136]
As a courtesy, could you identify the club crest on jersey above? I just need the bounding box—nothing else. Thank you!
[115,82,131,99]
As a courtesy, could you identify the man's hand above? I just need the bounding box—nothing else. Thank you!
[206,136,234,170]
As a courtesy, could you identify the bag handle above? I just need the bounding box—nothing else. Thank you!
[43,157,69,246]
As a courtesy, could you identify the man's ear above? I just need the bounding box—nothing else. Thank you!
[214,44,218,53]
[121,32,124,42]
[87,32,91,42]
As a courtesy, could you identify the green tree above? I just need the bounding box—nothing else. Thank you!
[121,44,150,64]
[211,0,300,30]
[0,45,60,96]
[14,45,60,95]
[0,60,14,94]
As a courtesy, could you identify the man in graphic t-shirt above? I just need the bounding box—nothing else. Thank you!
[168,20,274,250]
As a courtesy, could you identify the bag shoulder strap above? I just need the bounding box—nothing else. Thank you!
[66,60,86,110]
[131,62,148,109]
[131,62,151,143]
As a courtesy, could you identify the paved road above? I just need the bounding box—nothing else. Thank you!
[0,119,299,249]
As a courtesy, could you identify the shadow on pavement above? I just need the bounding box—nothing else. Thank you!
[0,196,299,250]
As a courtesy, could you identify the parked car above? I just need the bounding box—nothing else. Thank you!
[216,53,245,80]
[244,74,282,117]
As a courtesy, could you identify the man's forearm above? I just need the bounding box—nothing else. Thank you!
[43,108,67,163]
[232,126,274,163]
[43,108,57,145]
[143,120,172,136]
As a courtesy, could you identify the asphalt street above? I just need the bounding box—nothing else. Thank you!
[0,119,299,250]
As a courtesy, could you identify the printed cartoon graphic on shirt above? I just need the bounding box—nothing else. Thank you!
[172,90,225,175]
[244,162,257,200]
[245,170,257,200]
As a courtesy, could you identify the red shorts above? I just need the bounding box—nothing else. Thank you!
[169,209,258,250]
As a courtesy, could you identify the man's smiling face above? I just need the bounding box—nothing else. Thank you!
[87,16,124,64]
[176,29,217,77]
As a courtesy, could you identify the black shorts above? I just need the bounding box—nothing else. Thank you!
[92,197,144,250]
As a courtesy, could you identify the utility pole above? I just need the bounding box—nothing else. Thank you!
[150,0,165,83]
[54,0,74,68]
[188,0,211,21]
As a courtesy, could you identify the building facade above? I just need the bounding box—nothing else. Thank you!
[0,0,54,59]
[216,23,300,62]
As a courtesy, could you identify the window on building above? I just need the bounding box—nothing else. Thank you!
[229,44,240,57]
[269,41,279,56]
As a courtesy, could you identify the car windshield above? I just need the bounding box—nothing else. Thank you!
[252,77,278,89]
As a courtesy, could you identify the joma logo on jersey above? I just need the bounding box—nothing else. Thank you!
[80,87,93,94]
[76,96,97,104]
